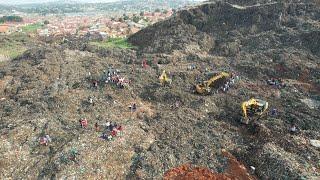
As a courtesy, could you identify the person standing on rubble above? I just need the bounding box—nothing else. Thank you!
[129,103,137,112]
[89,96,95,106]
[289,124,298,134]
[40,135,51,146]
[80,118,88,128]
[92,80,98,89]
[95,122,99,131]
[142,58,148,69]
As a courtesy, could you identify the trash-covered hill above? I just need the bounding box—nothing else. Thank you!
[1,0,320,179]
[129,0,320,179]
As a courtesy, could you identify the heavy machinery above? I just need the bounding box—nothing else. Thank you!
[195,72,230,94]
[159,70,172,85]
[241,98,269,124]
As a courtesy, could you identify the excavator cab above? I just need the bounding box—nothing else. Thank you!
[159,70,172,86]
[195,72,230,94]
[241,98,269,124]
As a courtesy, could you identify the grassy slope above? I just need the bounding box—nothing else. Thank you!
[90,37,136,49]
[22,23,43,33]
[0,33,31,59]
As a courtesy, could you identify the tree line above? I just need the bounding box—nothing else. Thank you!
[0,16,23,23]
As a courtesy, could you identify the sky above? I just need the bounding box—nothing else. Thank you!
[0,0,121,5]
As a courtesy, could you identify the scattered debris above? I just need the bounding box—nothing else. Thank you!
[310,140,320,148]
[300,98,320,109]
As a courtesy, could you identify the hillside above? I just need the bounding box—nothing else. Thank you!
[0,0,320,179]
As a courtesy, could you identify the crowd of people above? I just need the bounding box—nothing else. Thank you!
[104,68,130,89]
[267,78,286,88]
[90,68,131,90]
[38,61,293,151]
[221,72,240,92]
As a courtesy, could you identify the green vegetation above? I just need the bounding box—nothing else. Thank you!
[0,16,23,23]
[90,38,135,49]
[132,16,140,23]
[0,41,26,59]
[22,23,43,33]
[0,33,30,60]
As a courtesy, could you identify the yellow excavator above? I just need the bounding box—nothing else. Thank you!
[241,98,269,124]
[196,72,230,94]
[159,70,172,86]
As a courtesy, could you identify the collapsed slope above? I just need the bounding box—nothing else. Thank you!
[127,0,320,179]
[0,0,319,179]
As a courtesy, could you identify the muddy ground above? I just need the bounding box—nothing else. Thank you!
[1,0,320,179]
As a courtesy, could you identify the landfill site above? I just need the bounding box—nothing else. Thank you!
[0,0,320,179]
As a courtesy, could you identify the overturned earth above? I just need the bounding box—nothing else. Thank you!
[1,0,320,179]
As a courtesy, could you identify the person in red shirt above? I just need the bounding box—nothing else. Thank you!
[117,125,123,131]
[142,58,148,69]
[111,129,117,137]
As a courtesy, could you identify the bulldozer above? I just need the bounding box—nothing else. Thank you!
[241,98,269,124]
[195,72,230,94]
[159,70,172,86]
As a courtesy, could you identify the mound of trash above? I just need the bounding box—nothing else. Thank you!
[1,0,320,179]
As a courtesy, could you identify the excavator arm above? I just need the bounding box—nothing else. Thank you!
[196,72,230,94]
[205,72,230,87]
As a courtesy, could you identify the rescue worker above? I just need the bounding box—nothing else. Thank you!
[130,103,137,112]
[117,125,123,131]
[95,122,99,131]
[271,108,278,116]
[118,77,125,88]
[89,97,94,106]
[289,124,298,134]
[142,58,148,69]
[80,118,88,128]
[39,135,51,146]
[153,56,158,66]
[111,129,117,137]
[92,80,98,89]
[101,133,108,140]
[105,121,111,129]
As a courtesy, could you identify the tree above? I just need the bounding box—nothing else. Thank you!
[44,20,49,25]
[163,10,168,14]
[140,11,144,16]
[123,15,129,20]
[0,16,23,23]
[132,16,140,23]
[155,8,161,13]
